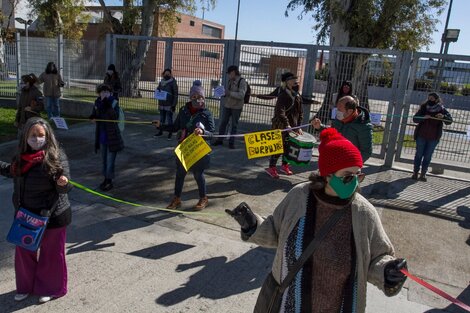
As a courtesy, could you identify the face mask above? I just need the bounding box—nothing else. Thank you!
[427,100,437,106]
[164,75,171,80]
[27,136,47,151]
[107,70,113,75]
[191,99,204,109]
[100,91,110,99]
[291,85,300,92]
[336,111,345,120]
[20,83,28,90]
[329,174,358,199]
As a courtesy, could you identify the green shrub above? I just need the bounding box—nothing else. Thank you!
[439,82,458,95]
[413,79,433,92]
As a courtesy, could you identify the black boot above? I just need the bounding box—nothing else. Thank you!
[100,179,113,191]
[99,178,108,190]
[411,172,418,180]
[419,173,427,182]
[154,129,163,137]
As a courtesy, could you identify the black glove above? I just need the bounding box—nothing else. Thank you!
[384,258,407,286]
[225,202,257,231]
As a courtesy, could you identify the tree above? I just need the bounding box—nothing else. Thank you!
[99,0,217,97]
[0,0,20,80]
[29,0,90,40]
[285,0,446,120]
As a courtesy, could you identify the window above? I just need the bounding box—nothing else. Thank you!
[190,20,195,26]
[202,24,222,38]
[200,50,220,59]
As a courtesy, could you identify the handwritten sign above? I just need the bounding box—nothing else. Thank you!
[175,134,212,171]
[154,90,168,100]
[370,113,382,125]
[244,129,284,159]
[213,85,225,98]
[51,117,68,130]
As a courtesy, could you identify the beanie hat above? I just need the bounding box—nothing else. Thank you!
[318,128,363,177]
[107,64,116,72]
[189,80,205,98]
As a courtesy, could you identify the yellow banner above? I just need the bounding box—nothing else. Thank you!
[175,134,212,171]
[244,129,284,159]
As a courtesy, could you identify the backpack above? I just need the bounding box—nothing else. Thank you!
[238,78,251,104]
[112,99,125,132]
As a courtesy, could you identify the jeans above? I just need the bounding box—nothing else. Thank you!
[174,155,210,198]
[218,107,242,145]
[101,144,118,179]
[413,137,439,174]
[45,97,60,119]
[160,110,174,127]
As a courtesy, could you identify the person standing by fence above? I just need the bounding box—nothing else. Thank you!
[213,65,247,149]
[104,64,122,100]
[412,92,453,182]
[0,117,72,304]
[155,68,178,140]
[38,62,64,119]
[15,74,44,131]
[89,84,124,191]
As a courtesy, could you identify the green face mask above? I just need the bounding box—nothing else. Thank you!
[329,174,358,199]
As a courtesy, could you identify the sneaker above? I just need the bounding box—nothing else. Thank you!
[280,164,293,175]
[167,196,181,210]
[411,172,418,180]
[194,197,208,211]
[419,174,427,182]
[39,296,53,303]
[14,293,29,301]
[212,140,223,146]
[265,167,279,179]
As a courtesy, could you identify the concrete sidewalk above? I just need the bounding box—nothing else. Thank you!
[0,116,469,312]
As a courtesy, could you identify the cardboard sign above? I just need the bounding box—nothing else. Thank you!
[244,129,284,159]
[175,133,212,171]
[154,90,168,100]
[370,113,382,125]
[51,117,68,130]
[213,85,225,98]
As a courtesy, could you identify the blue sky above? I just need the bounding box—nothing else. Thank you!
[104,0,468,55]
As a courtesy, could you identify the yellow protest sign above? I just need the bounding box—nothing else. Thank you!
[175,134,212,171]
[244,129,284,159]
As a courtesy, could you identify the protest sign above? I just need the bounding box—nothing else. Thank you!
[244,129,284,159]
[51,117,68,130]
[175,134,212,171]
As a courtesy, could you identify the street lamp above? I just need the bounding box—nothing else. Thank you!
[15,17,33,73]
[233,0,241,63]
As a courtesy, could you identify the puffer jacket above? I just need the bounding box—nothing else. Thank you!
[90,96,124,153]
[330,106,373,162]
[0,150,73,229]
[413,104,452,141]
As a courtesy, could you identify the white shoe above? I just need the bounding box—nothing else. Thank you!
[14,293,29,301]
[39,296,53,303]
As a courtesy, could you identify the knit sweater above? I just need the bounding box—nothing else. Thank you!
[244,182,404,313]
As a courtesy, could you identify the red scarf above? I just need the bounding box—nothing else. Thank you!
[342,109,359,124]
[11,150,45,176]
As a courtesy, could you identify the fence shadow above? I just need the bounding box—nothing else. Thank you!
[155,247,273,306]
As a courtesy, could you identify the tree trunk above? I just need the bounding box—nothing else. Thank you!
[120,0,157,97]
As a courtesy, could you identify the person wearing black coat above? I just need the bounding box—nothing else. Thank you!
[0,117,72,303]
[104,64,122,99]
[89,84,124,191]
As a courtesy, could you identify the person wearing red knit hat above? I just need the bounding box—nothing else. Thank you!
[226,127,408,313]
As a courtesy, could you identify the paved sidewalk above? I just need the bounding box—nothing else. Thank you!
[0,116,468,312]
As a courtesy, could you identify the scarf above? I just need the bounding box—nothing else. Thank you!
[11,150,45,176]
[342,109,359,124]
[159,77,174,87]
[426,101,443,113]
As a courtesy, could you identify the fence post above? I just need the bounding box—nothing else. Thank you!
[164,38,173,71]
[384,51,413,167]
[15,32,21,89]
[303,46,318,124]
[57,34,64,78]
[105,34,112,69]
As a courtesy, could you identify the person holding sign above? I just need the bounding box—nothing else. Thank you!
[412,92,453,182]
[153,81,215,210]
[265,72,303,179]
[89,84,124,191]
[311,95,373,162]
[0,117,72,304]
[155,68,179,139]
[226,128,407,313]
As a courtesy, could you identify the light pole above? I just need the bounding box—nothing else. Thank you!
[433,0,454,90]
[233,0,241,64]
[15,17,33,73]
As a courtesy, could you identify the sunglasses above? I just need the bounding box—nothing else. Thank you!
[338,173,366,184]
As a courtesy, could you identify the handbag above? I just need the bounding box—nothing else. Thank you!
[6,207,49,252]
[254,193,347,313]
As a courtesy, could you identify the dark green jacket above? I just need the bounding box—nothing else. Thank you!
[327,107,373,162]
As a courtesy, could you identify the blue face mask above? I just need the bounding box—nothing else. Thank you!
[329,174,358,199]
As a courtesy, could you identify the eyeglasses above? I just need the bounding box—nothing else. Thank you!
[338,173,366,184]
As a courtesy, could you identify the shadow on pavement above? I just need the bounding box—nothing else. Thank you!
[128,242,195,260]
[156,247,274,306]
[0,290,37,313]
[424,284,470,313]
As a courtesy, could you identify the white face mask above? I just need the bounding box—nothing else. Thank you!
[107,70,113,75]
[27,136,47,150]
[100,91,111,99]
[336,111,345,121]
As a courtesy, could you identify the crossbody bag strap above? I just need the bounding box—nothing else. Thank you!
[279,194,347,292]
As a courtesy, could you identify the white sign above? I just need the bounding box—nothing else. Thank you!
[331,108,337,119]
[154,90,168,100]
[370,113,382,125]
[213,85,225,98]
[51,117,68,130]
[467,125,470,140]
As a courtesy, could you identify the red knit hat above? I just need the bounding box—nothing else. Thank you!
[318,128,363,176]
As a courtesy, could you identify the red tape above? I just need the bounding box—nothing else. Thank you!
[400,269,470,312]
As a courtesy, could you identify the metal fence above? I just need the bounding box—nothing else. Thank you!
[2,33,470,172]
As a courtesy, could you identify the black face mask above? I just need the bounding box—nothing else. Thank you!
[164,75,171,80]
[427,100,437,106]
[291,85,300,92]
